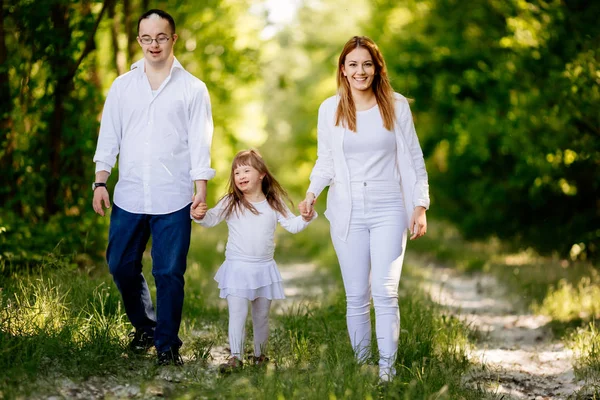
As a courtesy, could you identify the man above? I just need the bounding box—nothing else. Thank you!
[92,9,214,366]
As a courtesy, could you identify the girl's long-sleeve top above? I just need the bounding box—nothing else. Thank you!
[194,197,316,262]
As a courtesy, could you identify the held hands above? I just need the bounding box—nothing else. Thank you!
[299,192,316,222]
[298,200,316,222]
[190,202,208,220]
[409,206,427,240]
[92,187,111,217]
[191,181,207,219]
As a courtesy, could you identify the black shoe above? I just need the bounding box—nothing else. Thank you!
[218,356,243,373]
[247,354,270,366]
[128,330,154,353]
[157,347,184,366]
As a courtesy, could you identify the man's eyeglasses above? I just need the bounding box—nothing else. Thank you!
[139,35,171,45]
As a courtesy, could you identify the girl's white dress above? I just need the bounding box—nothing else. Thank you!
[194,197,315,300]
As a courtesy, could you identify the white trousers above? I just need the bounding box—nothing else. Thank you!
[331,181,408,380]
[227,295,272,358]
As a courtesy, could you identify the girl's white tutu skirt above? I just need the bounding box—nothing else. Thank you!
[214,259,285,300]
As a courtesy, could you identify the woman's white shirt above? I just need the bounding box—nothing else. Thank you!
[344,105,397,183]
[307,93,430,241]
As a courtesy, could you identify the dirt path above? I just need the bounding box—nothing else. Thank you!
[419,264,584,399]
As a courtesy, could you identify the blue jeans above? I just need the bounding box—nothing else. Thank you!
[107,204,191,352]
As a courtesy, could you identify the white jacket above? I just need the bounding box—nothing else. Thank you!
[307,93,430,241]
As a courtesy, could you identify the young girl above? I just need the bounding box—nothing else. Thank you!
[191,149,316,373]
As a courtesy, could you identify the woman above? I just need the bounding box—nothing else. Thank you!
[300,36,430,381]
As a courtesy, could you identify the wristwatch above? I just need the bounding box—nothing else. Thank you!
[92,182,107,191]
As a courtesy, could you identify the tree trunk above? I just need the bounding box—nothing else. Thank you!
[0,0,16,211]
[45,0,112,215]
[109,0,123,75]
[124,0,136,66]
[45,4,71,215]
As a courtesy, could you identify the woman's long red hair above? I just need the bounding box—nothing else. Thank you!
[335,36,396,132]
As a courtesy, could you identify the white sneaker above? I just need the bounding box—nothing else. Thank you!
[379,366,396,382]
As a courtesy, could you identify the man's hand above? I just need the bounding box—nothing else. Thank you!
[191,202,207,220]
[191,180,207,211]
[92,187,111,216]
[298,200,315,222]
[409,206,427,240]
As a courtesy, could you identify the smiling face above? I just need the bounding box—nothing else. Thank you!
[233,164,265,197]
[137,15,177,67]
[341,47,376,94]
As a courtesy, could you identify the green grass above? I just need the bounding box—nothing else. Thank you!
[567,320,600,398]
[0,220,487,399]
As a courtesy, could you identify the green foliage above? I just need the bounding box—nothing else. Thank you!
[367,0,600,259]
[0,209,108,271]
[259,0,372,198]
[3,0,599,269]
[1,0,267,267]
[1,0,112,266]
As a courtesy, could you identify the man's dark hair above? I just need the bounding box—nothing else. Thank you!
[137,9,176,35]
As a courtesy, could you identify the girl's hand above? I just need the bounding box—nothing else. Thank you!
[409,206,427,240]
[191,202,208,220]
[300,192,316,219]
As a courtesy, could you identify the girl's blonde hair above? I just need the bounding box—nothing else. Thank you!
[220,149,292,219]
[335,36,396,132]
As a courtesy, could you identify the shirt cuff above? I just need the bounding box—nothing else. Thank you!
[95,162,112,174]
[190,167,216,181]
[308,177,330,198]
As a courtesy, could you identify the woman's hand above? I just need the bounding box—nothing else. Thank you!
[409,206,427,240]
[298,200,316,222]
[300,192,316,220]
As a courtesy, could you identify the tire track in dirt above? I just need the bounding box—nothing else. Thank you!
[420,264,584,399]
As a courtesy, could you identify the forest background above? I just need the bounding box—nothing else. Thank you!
[1,0,599,398]
[1,0,598,266]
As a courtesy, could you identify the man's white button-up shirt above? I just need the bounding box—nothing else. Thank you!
[93,58,215,215]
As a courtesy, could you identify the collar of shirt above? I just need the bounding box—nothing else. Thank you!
[130,57,185,77]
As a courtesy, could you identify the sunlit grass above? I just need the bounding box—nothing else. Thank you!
[0,270,128,398]
[0,222,488,399]
[535,277,600,322]
[2,278,70,336]
[410,219,600,321]
[567,320,600,394]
